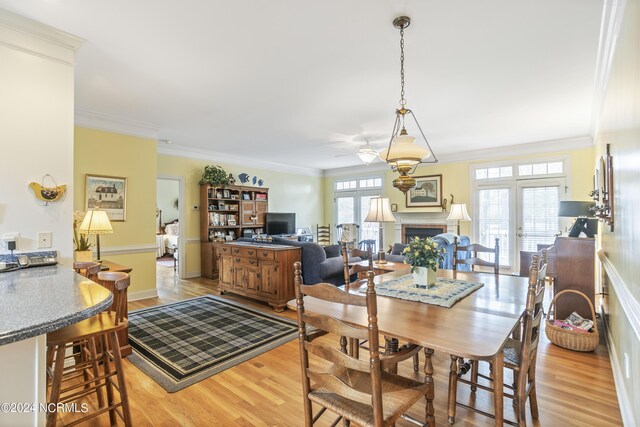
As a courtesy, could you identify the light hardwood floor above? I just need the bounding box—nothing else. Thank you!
[68,264,623,426]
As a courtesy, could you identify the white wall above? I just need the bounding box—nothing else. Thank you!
[0,9,81,266]
[157,178,179,224]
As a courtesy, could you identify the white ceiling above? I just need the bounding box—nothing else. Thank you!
[0,0,604,171]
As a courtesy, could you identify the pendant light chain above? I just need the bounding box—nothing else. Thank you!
[399,27,406,107]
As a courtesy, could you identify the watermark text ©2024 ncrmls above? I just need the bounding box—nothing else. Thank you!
[1,402,89,413]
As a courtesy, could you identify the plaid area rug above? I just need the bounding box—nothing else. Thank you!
[127,295,298,392]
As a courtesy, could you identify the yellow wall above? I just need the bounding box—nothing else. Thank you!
[157,154,324,276]
[324,147,594,245]
[74,127,157,296]
[594,1,640,424]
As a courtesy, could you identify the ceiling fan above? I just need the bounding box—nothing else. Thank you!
[332,134,387,164]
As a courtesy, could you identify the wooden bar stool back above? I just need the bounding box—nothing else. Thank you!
[45,272,132,427]
[72,261,101,281]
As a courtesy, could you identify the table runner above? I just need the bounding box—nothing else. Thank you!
[363,274,484,308]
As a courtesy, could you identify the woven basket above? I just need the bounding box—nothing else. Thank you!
[545,290,599,352]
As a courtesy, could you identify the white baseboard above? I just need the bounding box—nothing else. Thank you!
[128,288,158,302]
[605,325,636,426]
[184,270,201,279]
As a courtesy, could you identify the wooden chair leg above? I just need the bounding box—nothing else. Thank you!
[100,334,117,426]
[88,337,105,409]
[108,331,133,426]
[528,357,540,419]
[46,344,66,427]
[339,336,347,354]
[413,353,420,373]
[470,360,479,392]
[447,355,458,425]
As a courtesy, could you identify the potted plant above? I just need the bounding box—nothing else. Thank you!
[73,211,93,262]
[199,165,229,187]
[402,237,445,287]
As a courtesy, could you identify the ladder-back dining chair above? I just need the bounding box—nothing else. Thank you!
[453,236,500,274]
[293,262,425,427]
[447,251,547,426]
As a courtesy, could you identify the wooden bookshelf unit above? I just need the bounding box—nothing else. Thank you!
[200,184,269,279]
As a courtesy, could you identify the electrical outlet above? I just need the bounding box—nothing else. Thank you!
[624,352,630,379]
[38,231,52,249]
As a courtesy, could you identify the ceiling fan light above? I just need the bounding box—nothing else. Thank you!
[357,148,378,164]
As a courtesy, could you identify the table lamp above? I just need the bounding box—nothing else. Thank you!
[558,201,596,237]
[447,203,471,236]
[364,197,396,264]
[79,209,113,261]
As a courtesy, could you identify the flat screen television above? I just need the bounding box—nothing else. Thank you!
[265,212,296,235]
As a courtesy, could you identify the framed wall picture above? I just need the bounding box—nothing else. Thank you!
[406,174,442,208]
[85,174,127,221]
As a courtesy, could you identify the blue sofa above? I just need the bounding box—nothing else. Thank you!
[236,237,347,285]
[386,233,470,270]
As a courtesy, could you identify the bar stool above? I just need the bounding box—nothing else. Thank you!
[72,261,101,280]
[46,271,132,427]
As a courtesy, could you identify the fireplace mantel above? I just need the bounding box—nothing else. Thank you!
[393,212,456,243]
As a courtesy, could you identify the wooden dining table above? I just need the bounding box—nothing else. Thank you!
[287,268,529,427]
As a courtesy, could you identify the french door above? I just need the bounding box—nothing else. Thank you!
[516,178,565,264]
[335,192,380,250]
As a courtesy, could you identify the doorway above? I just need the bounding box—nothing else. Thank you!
[156,177,184,279]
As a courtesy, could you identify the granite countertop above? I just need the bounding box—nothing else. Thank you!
[0,265,113,345]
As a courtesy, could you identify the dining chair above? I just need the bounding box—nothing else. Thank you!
[447,252,547,426]
[293,262,425,427]
[340,242,373,291]
[452,236,500,274]
[316,224,331,246]
[46,272,132,427]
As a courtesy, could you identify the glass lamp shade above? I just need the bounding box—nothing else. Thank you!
[365,197,397,223]
[379,133,431,166]
[356,148,378,164]
[447,203,471,221]
[79,209,113,235]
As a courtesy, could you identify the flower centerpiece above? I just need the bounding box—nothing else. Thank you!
[402,237,445,287]
[73,211,92,262]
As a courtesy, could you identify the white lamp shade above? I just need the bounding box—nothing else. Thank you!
[447,204,471,221]
[79,210,113,235]
[379,133,431,166]
[365,197,396,222]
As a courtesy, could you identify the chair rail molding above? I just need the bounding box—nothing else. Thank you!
[598,250,640,342]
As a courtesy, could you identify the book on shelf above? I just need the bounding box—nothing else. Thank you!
[255,193,267,200]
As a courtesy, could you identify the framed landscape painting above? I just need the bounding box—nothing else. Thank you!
[85,174,127,221]
[406,174,442,208]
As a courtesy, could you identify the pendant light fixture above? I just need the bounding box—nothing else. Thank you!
[379,16,438,193]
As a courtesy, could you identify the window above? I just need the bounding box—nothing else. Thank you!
[336,180,356,191]
[477,188,511,266]
[518,161,564,176]
[359,177,382,188]
[475,166,513,180]
[334,176,383,250]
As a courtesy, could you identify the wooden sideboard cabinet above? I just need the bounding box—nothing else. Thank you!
[217,242,301,312]
[547,237,596,320]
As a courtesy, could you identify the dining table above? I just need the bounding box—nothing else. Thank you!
[287,268,529,427]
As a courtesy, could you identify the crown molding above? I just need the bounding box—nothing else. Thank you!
[75,110,159,140]
[157,143,323,177]
[590,0,627,137]
[0,8,83,65]
[323,136,593,177]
